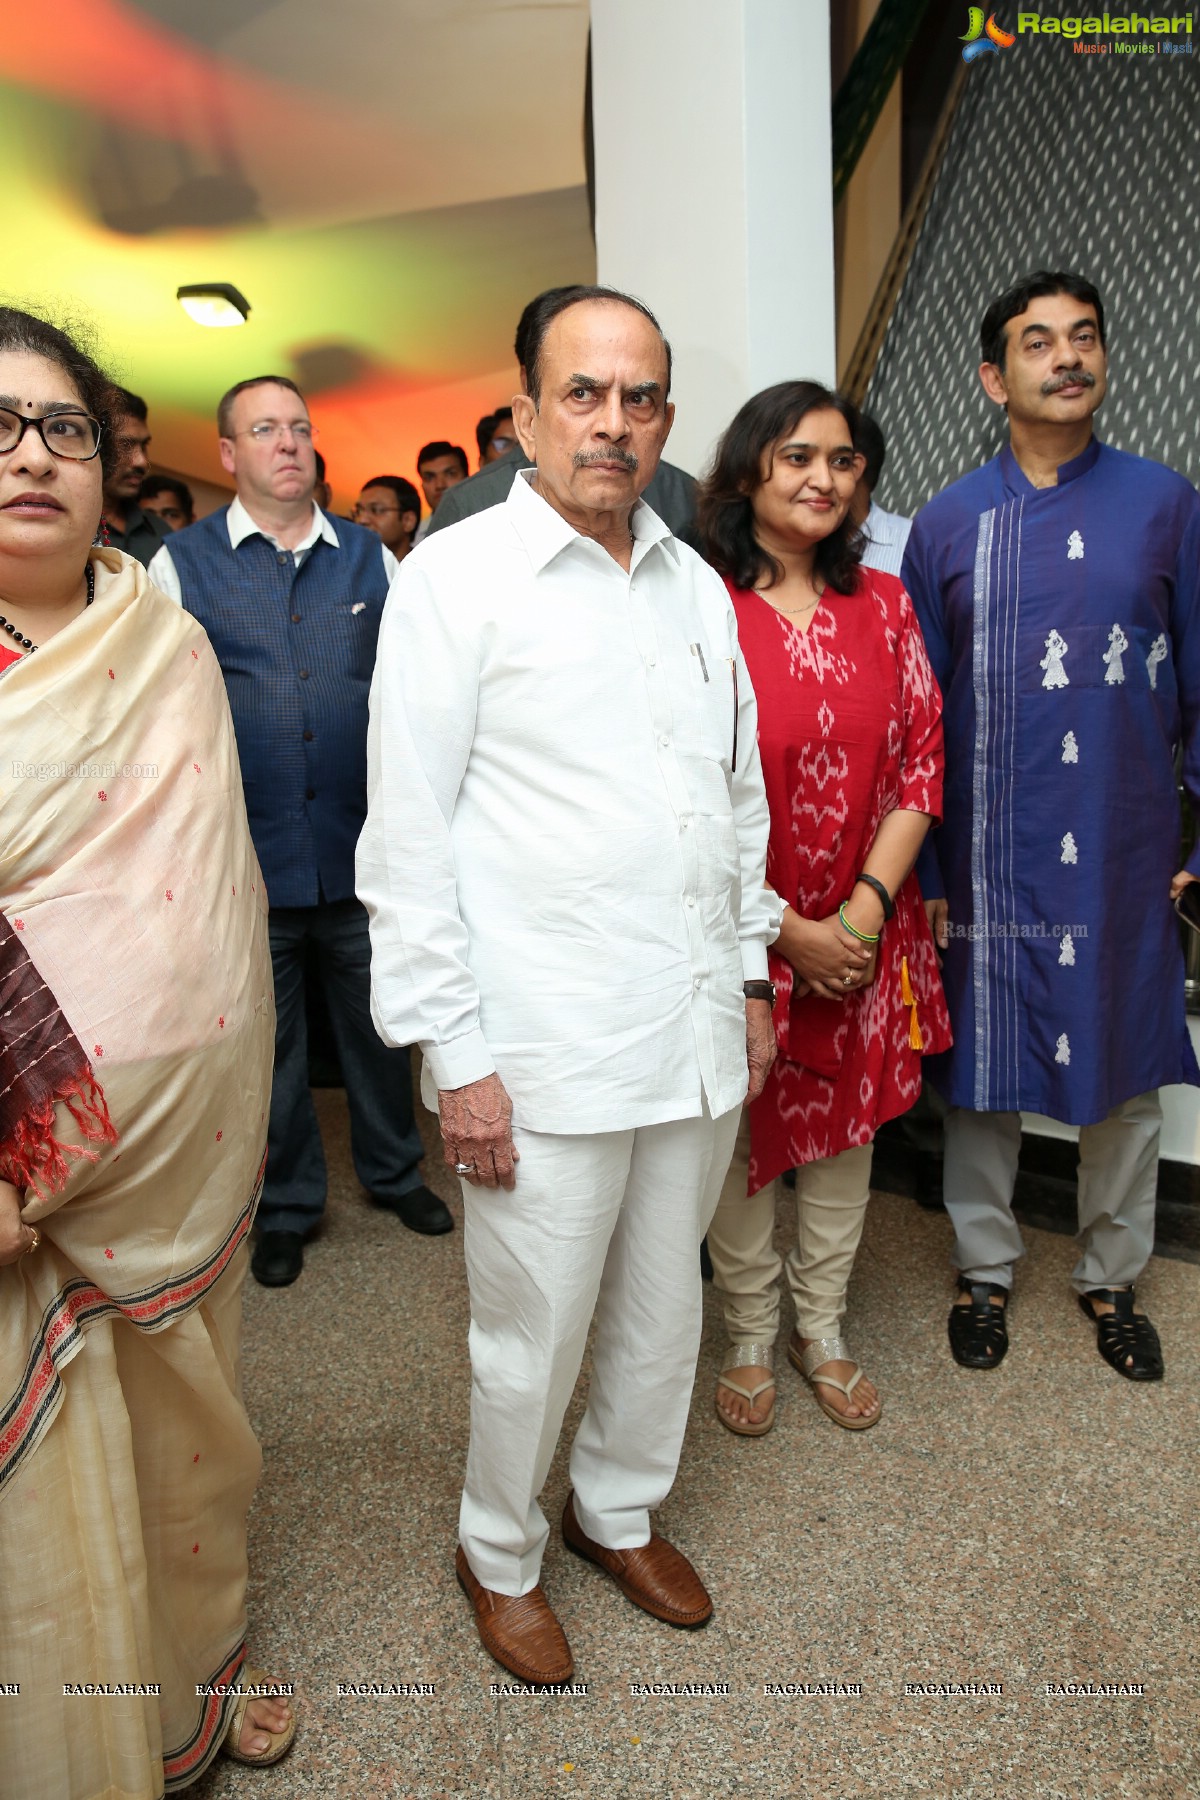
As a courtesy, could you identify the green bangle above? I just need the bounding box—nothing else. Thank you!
[838,902,880,945]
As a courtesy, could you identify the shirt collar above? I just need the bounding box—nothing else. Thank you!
[1000,435,1103,497]
[226,494,341,553]
[506,467,679,574]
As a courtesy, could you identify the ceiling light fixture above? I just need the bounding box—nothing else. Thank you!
[176,283,251,328]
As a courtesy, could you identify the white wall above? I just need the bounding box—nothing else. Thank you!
[590,0,836,477]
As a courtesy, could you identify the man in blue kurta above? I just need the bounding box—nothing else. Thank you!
[902,270,1200,1381]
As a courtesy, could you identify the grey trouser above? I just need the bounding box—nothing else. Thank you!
[942,1091,1162,1293]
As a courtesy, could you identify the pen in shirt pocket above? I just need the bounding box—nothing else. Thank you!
[730,656,738,770]
[690,642,710,681]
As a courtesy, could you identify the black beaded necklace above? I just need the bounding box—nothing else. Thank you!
[0,561,95,655]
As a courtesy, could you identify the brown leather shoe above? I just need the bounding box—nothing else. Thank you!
[454,1546,573,1685]
[561,1491,712,1628]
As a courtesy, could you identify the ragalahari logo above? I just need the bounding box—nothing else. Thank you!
[961,8,1017,59]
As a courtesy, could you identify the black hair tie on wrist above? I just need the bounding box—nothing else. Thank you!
[854,872,894,922]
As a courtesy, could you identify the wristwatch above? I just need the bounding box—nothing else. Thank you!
[743,980,777,1006]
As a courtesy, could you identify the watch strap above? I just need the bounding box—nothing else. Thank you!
[743,979,776,1005]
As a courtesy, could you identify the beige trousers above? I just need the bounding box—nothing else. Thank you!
[707,1110,874,1343]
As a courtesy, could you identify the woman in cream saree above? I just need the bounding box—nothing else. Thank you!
[0,309,286,1796]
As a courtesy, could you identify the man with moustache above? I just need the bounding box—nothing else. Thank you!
[425,286,699,544]
[149,375,447,1287]
[359,287,777,1683]
[902,270,1200,1381]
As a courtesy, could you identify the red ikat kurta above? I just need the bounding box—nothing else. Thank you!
[730,569,952,1193]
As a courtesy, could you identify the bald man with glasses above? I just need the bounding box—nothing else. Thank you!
[150,375,449,1286]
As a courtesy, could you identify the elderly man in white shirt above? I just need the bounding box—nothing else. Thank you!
[358,287,777,1687]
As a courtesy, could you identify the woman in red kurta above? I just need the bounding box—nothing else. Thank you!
[698,381,950,1435]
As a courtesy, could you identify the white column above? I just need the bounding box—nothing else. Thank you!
[590,0,836,477]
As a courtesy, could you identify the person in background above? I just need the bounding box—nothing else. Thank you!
[359,287,776,1686]
[849,410,912,578]
[138,472,195,531]
[475,412,497,467]
[353,474,421,564]
[425,287,700,544]
[0,304,294,1792]
[312,449,333,513]
[903,269,1200,1381]
[149,375,449,1288]
[413,440,468,543]
[847,417,946,1210]
[698,380,950,1436]
[483,405,517,464]
[102,386,171,566]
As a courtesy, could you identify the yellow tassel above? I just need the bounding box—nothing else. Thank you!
[901,956,923,1051]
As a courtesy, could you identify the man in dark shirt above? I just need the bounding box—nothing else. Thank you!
[427,289,699,544]
[138,473,195,531]
[353,474,421,564]
[150,373,449,1286]
[413,440,468,542]
[103,388,172,566]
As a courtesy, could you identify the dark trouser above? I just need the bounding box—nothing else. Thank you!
[262,897,425,1235]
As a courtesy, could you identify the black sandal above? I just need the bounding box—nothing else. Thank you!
[948,1277,1009,1369]
[1078,1287,1164,1382]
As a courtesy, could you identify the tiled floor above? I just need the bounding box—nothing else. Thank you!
[193,1091,1199,1800]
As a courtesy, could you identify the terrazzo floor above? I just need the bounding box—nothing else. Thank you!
[191,1090,1200,1800]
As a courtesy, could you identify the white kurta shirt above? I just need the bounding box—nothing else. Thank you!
[357,471,777,1134]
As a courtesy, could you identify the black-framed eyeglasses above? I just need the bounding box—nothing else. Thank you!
[0,407,103,461]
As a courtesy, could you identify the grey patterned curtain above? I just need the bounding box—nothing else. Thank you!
[864,1,1200,517]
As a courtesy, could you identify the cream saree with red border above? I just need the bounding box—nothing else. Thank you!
[0,551,274,1798]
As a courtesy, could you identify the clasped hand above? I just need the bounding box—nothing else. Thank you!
[775,908,876,1000]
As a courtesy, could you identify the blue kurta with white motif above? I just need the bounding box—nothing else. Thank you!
[902,439,1200,1124]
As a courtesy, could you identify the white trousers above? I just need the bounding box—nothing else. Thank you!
[943,1091,1162,1291]
[458,1102,740,1597]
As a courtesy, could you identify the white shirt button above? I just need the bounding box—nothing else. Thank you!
[646,653,657,667]
[693,977,702,990]
[685,895,695,908]
[659,735,671,749]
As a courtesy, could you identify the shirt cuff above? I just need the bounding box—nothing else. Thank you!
[740,941,770,983]
[422,1028,497,1092]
